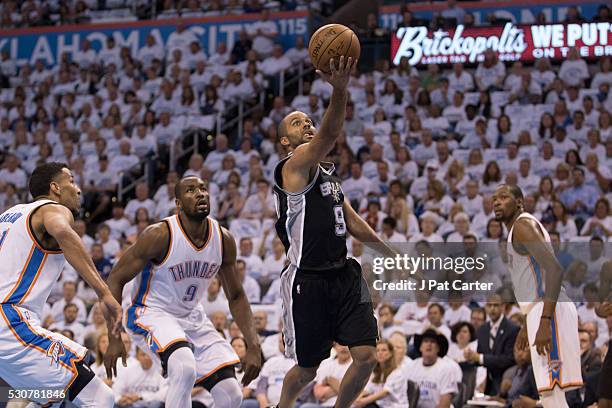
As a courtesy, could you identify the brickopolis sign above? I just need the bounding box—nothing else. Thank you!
[391,22,612,65]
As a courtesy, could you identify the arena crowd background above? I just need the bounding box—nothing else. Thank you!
[0,0,610,407]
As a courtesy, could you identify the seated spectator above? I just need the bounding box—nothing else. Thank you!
[301,344,353,408]
[378,304,406,338]
[406,329,458,408]
[90,243,113,280]
[355,340,407,407]
[581,197,611,237]
[50,303,85,344]
[202,276,230,317]
[113,347,167,408]
[253,335,296,407]
[496,341,538,408]
[253,310,277,339]
[388,332,412,372]
[240,179,275,220]
[237,237,264,279]
[422,303,452,341]
[50,281,87,324]
[559,47,589,87]
[125,182,156,223]
[106,204,131,240]
[579,329,602,377]
[260,44,292,76]
[96,223,120,259]
[236,259,260,303]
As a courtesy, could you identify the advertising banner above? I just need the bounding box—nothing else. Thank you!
[391,22,612,66]
[379,0,603,29]
[0,11,308,67]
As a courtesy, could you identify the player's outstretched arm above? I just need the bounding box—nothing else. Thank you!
[104,222,169,378]
[41,204,122,336]
[343,199,395,258]
[217,226,262,386]
[286,57,356,174]
[512,218,564,355]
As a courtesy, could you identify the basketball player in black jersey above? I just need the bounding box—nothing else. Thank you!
[273,56,399,408]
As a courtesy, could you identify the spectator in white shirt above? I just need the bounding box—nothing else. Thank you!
[0,154,27,191]
[125,182,156,222]
[75,39,97,69]
[109,141,139,175]
[241,178,276,220]
[458,180,483,218]
[97,223,121,259]
[166,21,198,55]
[98,36,121,69]
[447,62,474,93]
[254,336,295,407]
[138,34,165,69]
[223,70,256,103]
[50,281,87,324]
[237,237,264,280]
[284,36,309,65]
[559,47,589,87]
[305,344,353,407]
[50,303,85,344]
[113,347,167,408]
[236,260,260,304]
[260,44,292,77]
[475,49,505,91]
[247,9,278,58]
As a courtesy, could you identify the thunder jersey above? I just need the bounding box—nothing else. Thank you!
[129,215,223,317]
[273,156,348,270]
[0,200,66,317]
[507,212,570,314]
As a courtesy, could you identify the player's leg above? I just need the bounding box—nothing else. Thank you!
[540,387,569,408]
[0,305,109,406]
[278,266,332,408]
[334,345,376,408]
[188,312,241,408]
[333,259,378,407]
[71,375,114,408]
[126,306,196,408]
[599,340,612,408]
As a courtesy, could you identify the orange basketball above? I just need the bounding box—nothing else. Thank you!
[308,23,360,73]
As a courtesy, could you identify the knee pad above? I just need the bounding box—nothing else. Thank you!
[210,378,243,408]
[167,346,197,387]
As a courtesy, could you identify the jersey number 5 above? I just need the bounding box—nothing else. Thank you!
[333,206,346,236]
[183,285,197,302]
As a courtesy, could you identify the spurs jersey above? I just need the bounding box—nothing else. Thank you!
[273,156,347,270]
[507,212,570,314]
[129,215,223,318]
[0,200,66,317]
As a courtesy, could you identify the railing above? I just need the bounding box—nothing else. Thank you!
[116,153,157,203]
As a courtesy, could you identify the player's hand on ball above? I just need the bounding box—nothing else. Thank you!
[516,326,529,351]
[533,318,552,356]
[104,335,128,379]
[99,293,123,337]
[316,56,357,91]
[241,346,263,386]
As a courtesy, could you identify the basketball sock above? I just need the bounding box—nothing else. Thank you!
[540,387,569,408]
[72,375,114,407]
[210,377,242,408]
[165,347,197,408]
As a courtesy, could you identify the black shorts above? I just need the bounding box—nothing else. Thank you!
[599,339,612,400]
[280,258,379,368]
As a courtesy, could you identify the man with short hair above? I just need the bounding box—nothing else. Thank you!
[51,280,88,324]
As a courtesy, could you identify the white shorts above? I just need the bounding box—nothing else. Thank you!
[526,301,583,394]
[0,304,87,403]
[126,303,239,384]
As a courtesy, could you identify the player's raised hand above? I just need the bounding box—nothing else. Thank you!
[316,56,357,91]
[241,345,263,386]
[533,317,552,356]
[596,301,612,318]
[104,335,128,379]
[99,293,123,337]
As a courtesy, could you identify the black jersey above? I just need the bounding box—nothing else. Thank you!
[273,155,348,271]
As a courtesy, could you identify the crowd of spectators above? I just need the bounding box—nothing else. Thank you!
[0,2,611,407]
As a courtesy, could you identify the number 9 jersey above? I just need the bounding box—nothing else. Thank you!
[273,156,348,271]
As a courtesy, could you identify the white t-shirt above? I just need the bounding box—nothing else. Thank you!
[314,357,352,406]
[257,355,294,405]
[559,59,589,87]
[405,358,458,408]
[113,363,167,408]
[248,21,278,57]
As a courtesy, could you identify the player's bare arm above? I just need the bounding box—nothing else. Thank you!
[282,56,356,192]
[512,217,564,355]
[38,203,123,336]
[597,260,612,318]
[217,226,263,386]
[104,221,170,378]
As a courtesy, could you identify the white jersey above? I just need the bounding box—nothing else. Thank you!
[0,200,66,317]
[507,212,570,314]
[129,215,223,317]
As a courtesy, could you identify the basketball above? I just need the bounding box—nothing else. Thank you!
[308,23,360,73]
